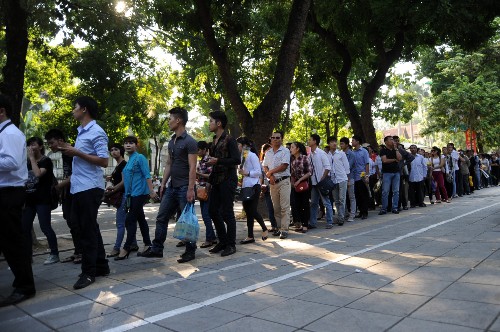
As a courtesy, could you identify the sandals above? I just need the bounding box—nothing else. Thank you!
[200,241,217,248]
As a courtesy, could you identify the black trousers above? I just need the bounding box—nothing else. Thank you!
[409,181,424,206]
[242,185,267,238]
[62,193,83,255]
[209,175,237,247]
[291,189,310,227]
[71,188,108,277]
[124,195,152,250]
[398,175,408,208]
[354,180,369,215]
[0,187,35,295]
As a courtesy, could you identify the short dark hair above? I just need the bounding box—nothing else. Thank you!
[110,143,125,157]
[272,131,285,140]
[209,111,228,129]
[45,128,66,142]
[236,136,252,147]
[352,135,362,143]
[123,136,138,145]
[392,135,400,140]
[339,137,350,145]
[0,94,13,118]
[27,136,45,155]
[327,136,337,144]
[384,136,393,142]
[74,96,98,118]
[409,144,417,149]
[170,107,188,126]
[310,133,321,146]
[197,141,209,150]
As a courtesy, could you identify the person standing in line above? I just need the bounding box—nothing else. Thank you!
[430,147,450,203]
[379,136,402,215]
[0,94,36,307]
[205,111,241,256]
[458,150,471,195]
[290,142,311,233]
[447,142,461,197]
[393,136,414,210]
[104,143,138,258]
[237,136,268,244]
[351,136,370,219]
[141,107,198,263]
[339,137,356,222]
[22,136,60,264]
[263,131,291,239]
[307,134,334,229]
[58,96,110,289]
[327,137,350,226]
[196,140,217,249]
[408,144,427,208]
[260,143,278,234]
[45,129,83,264]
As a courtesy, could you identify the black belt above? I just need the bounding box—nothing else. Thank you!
[273,176,289,184]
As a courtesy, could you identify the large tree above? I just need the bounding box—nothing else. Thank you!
[306,0,499,147]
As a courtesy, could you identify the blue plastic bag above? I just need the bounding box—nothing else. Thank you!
[173,202,199,242]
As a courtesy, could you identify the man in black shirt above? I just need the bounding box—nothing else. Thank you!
[379,136,402,214]
[45,129,83,263]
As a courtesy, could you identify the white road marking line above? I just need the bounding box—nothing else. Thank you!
[104,202,500,332]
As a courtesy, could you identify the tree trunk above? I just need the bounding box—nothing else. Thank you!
[333,112,339,139]
[0,0,29,126]
[196,0,312,151]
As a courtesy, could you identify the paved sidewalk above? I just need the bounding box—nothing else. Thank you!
[1,187,500,332]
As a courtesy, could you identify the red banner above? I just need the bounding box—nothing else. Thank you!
[465,129,477,153]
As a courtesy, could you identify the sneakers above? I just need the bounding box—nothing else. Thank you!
[325,224,333,229]
[44,254,59,265]
[73,274,95,289]
[272,229,281,236]
[392,209,399,214]
[279,231,288,239]
[221,245,236,257]
[347,216,354,222]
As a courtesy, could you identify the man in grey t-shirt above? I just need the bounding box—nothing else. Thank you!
[141,107,199,263]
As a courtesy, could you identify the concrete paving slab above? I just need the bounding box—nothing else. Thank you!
[489,316,500,331]
[459,267,500,286]
[330,271,393,290]
[209,316,296,332]
[437,282,500,305]
[303,307,401,332]
[252,298,337,328]
[364,262,418,279]
[59,310,143,332]
[379,276,453,296]
[128,324,172,332]
[37,302,117,329]
[146,279,213,297]
[253,278,322,298]
[1,314,54,332]
[121,295,194,319]
[154,305,244,332]
[211,292,288,315]
[410,297,500,329]
[403,266,471,281]
[389,317,482,332]
[346,290,430,317]
[296,268,353,285]
[295,284,371,307]
[426,256,484,268]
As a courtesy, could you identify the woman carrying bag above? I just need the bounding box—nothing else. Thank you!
[237,137,268,244]
[290,142,311,233]
[430,147,450,203]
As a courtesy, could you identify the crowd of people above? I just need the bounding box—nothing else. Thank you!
[1,93,499,307]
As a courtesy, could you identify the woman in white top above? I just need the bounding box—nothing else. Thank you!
[430,147,450,203]
[237,137,268,243]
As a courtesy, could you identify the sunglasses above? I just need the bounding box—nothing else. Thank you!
[270,136,281,140]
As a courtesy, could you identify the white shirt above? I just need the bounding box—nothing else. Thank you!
[409,154,427,182]
[0,120,28,188]
[329,149,350,184]
[450,149,459,171]
[309,147,331,185]
[241,150,262,188]
[263,146,291,178]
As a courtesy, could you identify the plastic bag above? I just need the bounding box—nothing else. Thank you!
[173,202,199,242]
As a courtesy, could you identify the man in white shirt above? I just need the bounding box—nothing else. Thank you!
[263,131,291,239]
[328,137,350,225]
[447,142,461,197]
[0,95,36,307]
[408,145,427,208]
[308,134,334,228]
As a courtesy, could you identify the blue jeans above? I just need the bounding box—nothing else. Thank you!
[332,181,347,221]
[200,199,216,242]
[113,195,137,251]
[152,185,196,254]
[309,185,334,226]
[382,172,400,211]
[22,204,59,256]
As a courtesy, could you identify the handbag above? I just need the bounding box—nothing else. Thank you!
[173,202,200,242]
[240,186,256,201]
[103,190,124,208]
[196,185,209,201]
[294,180,309,193]
[317,177,335,195]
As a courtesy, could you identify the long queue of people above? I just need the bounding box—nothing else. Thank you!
[1,93,499,308]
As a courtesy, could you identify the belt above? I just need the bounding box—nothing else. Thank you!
[273,176,289,184]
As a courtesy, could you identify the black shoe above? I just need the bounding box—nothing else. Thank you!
[398,207,402,212]
[355,214,362,218]
[177,252,195,263]
[410,205,416,208]
[419,203,426,207]
[140,247,163,258]
[129,244,139,252]
[279,231,288,239]
[73,274,95,290]
[0,291,35,307]
[378,210,387,215]
[221,245,236,257]
[307,224,317,229]
[240,238,256,244]
[209,242,226,254]
[403,206,408,210]
[361,214,367,220]
[392,209,399,214]
[272,230,281,236]
[96,266,110,277]
[176,241,186,247]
